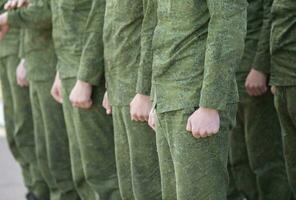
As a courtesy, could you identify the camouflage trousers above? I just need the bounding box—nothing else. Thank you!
[227,162,248,200]
[155,104,237,200]
[0,55,49,199]
[29,80,80,200]
[61,77,120,200]
[274,86,296,195]
[112,106,161,200]
[229,91,291,200]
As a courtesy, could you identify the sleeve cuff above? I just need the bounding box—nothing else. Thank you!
[77,64,102,86]
[253,59,271,74]
[199,92,227,111]
[136,80,151,96]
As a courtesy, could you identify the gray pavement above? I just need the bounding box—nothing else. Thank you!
[0,133,27,200]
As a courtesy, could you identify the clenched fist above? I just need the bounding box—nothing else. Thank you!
[16,59,29,87]
[245,69,268,96]
[51,73,63,104]
[130,94,152,122]
[186,107,220,138]
[69,80,93,109]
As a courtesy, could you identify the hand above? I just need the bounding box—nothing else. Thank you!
[148,109,156,131]
[102,92,112,115]
[186,107,220,138]
[245,69,268,96]
[51,72,63,104]
[130,94,152,122]
[69,80,92,109]
[16,59,29,87]
[271,86,276,95]
[4,0,28,10]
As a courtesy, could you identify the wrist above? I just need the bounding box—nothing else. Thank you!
[199,107,219,113]
[77,80,91,86]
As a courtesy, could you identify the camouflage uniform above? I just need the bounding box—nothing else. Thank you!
[7,1,79,200]
[229,0,291,199]
[0,1,49,196]
[103,1,161,199]
[51,0,120,199]
[271,0,296,194]
[0,27,49,198]
[138,0,247,199]
[227,164,248,200]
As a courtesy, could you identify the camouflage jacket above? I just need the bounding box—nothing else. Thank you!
[236,0,263,96]
[8,0,105,84]
[51,0,105,85]
[145,0,247,113]
[270,0,296,86]
[0,0,20,58]
[103,0,156,105]
[0,28,20,58]
[8,0,56,81]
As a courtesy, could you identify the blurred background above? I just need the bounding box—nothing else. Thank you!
[0,86,27,200]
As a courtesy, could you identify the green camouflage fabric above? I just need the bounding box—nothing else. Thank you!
[227,163,249,200]
[236,0,263,97]
[0,28,20,57]
[51,0,105,85]
[52,0,120,198]
[155,104,237,200]
[252,0,273,74]
[230,92,291,200]
[7,0,56,81]
[0,55,49,199]
[0,0,20,58]
[146,0,247,113]
[229,118,258,200]
[270,0,296,86]
[270,0,296,194]
[61,77,120,200]
[77,0,105,85]
[7,2,80,200]
[112,106,161,200]
[145,0,247,199]
[30,80,80,200]
[104,0,156,105]
[103,1,161,198]
[0,8,19,58]
[230,0,291,199]
[274,86,296,194]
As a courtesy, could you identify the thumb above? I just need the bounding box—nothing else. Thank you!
[186,119,192,132]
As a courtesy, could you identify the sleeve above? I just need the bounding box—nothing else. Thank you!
[7,0,52,29]
[136,0,157,96]
[18,29,25,58]
[77,0,105,86]
[252,0,273,74]
[199,0,248,110]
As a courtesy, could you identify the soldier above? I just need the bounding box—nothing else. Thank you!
[0,0,81,199]
[102,0,161,199]
[271,0,296,195]
[143,0,247,199]
[49,0,120,199]
[1,0,120,199]
[0,3,49,200]
[229,0,292,199]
